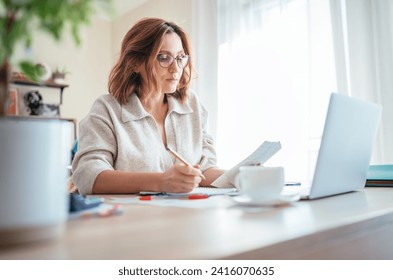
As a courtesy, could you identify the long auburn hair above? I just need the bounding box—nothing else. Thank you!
[108,18,193,104]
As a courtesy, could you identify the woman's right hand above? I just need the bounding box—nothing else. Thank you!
[161,164,203,193]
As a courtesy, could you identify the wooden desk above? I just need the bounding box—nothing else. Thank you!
[1,188,393,259]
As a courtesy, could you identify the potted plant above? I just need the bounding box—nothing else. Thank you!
[0,0,113,245]
[52,67,70,84]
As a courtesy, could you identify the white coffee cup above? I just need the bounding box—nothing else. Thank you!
[236,166,285,202]
[0,117,72,245]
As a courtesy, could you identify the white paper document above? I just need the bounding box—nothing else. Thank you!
[109,195,236,209]
[211,141,281,188]
[139,186,238,196]
[178,186,237,196]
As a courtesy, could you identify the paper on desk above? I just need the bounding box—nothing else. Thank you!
[211,141,281,188]
[108,195,236,209]
[140,186,238,197]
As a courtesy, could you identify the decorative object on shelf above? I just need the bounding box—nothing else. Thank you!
[23,90,60,117]
[11,71,26,80]
[0,0,114,246]
[36,62,52,82]
[5,88,18,115]
[42,104,60,117]
[24,90,43,115]
[52,67,70,84]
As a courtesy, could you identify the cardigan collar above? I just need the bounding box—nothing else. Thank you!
[121,93,193,122]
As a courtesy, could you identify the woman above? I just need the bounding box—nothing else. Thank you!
[72,18,225,195]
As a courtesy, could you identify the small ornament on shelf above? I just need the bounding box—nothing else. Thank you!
[52,67,70,84]
[36,62,52,82]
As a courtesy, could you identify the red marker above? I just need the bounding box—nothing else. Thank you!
[139,194,209,201]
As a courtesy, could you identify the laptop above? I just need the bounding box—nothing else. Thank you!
[283,93,382,200]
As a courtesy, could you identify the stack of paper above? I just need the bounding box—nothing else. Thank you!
[211,141,281,188]
[366,165,393,187]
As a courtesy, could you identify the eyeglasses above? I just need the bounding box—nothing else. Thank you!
[156,53,189,69]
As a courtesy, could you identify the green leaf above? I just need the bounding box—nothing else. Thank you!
[19,60,45,82]
[2,0,114,61]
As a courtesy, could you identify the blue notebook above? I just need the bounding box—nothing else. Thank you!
[366,165,393,187]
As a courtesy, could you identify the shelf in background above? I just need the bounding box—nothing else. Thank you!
[11,77,69,104]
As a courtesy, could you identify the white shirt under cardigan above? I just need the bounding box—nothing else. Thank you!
[71,91,218,195]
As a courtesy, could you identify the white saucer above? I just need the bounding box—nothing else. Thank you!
[232,194,301,207]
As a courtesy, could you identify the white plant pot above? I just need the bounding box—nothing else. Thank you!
[0,117,72,245]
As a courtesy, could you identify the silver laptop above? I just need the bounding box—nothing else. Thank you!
[283,93,382,200]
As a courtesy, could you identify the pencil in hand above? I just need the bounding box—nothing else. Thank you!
[165,146,206,180]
